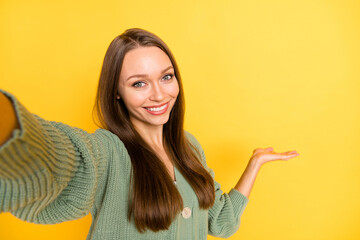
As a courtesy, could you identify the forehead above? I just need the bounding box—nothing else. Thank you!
[120,46,173,78]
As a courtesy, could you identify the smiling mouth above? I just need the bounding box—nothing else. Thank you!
[143,102,169,115]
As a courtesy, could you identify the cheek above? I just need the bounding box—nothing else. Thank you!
[121,91,146,109]
[170,81,180,98]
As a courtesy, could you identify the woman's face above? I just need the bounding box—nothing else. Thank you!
[118,46,179,130]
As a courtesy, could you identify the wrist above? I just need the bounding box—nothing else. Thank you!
[248,157,263,170]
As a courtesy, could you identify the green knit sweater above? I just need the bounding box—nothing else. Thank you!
[0,90,248,240]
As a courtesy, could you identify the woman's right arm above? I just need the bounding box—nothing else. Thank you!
[0,92,19,146]
[0,90,113,224]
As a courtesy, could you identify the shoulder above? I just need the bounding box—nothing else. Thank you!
[184,130,206,161]
[93,128,122,143]
[93,128,127,151]
[184,130,201,148]
[47,124,128,159]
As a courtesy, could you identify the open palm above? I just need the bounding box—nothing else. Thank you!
[251,147,299,165]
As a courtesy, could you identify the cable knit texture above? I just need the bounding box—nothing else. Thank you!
[0,89,248,239]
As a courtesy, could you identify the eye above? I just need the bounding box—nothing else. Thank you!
[132,81,146,88]
[162,74,174,81]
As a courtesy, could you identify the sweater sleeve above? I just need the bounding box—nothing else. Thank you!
[0,90,111,224]
[185,131,249,238]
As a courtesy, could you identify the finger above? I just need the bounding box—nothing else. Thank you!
[265,147,274,151]
[274,155,294,161]
[289,151,299,156]
[271,151,298,158]
[281,152,299,159]
[254,147,273,153]
[284,150,298,154]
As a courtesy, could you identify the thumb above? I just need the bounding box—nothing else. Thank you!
[265,147,274,152]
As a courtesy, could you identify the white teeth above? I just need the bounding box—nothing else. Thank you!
[146,104,167,112]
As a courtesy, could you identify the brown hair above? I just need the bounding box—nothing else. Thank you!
[94,28,215,233]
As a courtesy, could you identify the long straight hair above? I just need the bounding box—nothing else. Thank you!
[94,28,215,233]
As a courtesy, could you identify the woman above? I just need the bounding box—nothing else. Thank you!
[0,28,299,239]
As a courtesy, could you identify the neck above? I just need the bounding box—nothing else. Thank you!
[131,121,165,150]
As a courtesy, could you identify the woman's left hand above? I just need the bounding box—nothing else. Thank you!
[250,147,299,166]
[234,147,300,198]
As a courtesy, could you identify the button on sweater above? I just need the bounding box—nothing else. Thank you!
[0,90,248,240]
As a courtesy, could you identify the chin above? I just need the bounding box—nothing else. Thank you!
[149,116,170,126]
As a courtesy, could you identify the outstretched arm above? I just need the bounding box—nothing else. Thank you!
[0,92,19,146]
[0,90,111,224]
[234,147,300,198]
[186,131,300,237]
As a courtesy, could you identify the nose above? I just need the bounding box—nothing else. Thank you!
[149,82,164,101]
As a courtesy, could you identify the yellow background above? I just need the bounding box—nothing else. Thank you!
[1,0,360,239]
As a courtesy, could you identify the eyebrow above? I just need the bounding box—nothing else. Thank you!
[126,66,174,82]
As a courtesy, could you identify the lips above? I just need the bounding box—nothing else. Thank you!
[143,102,169,115]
